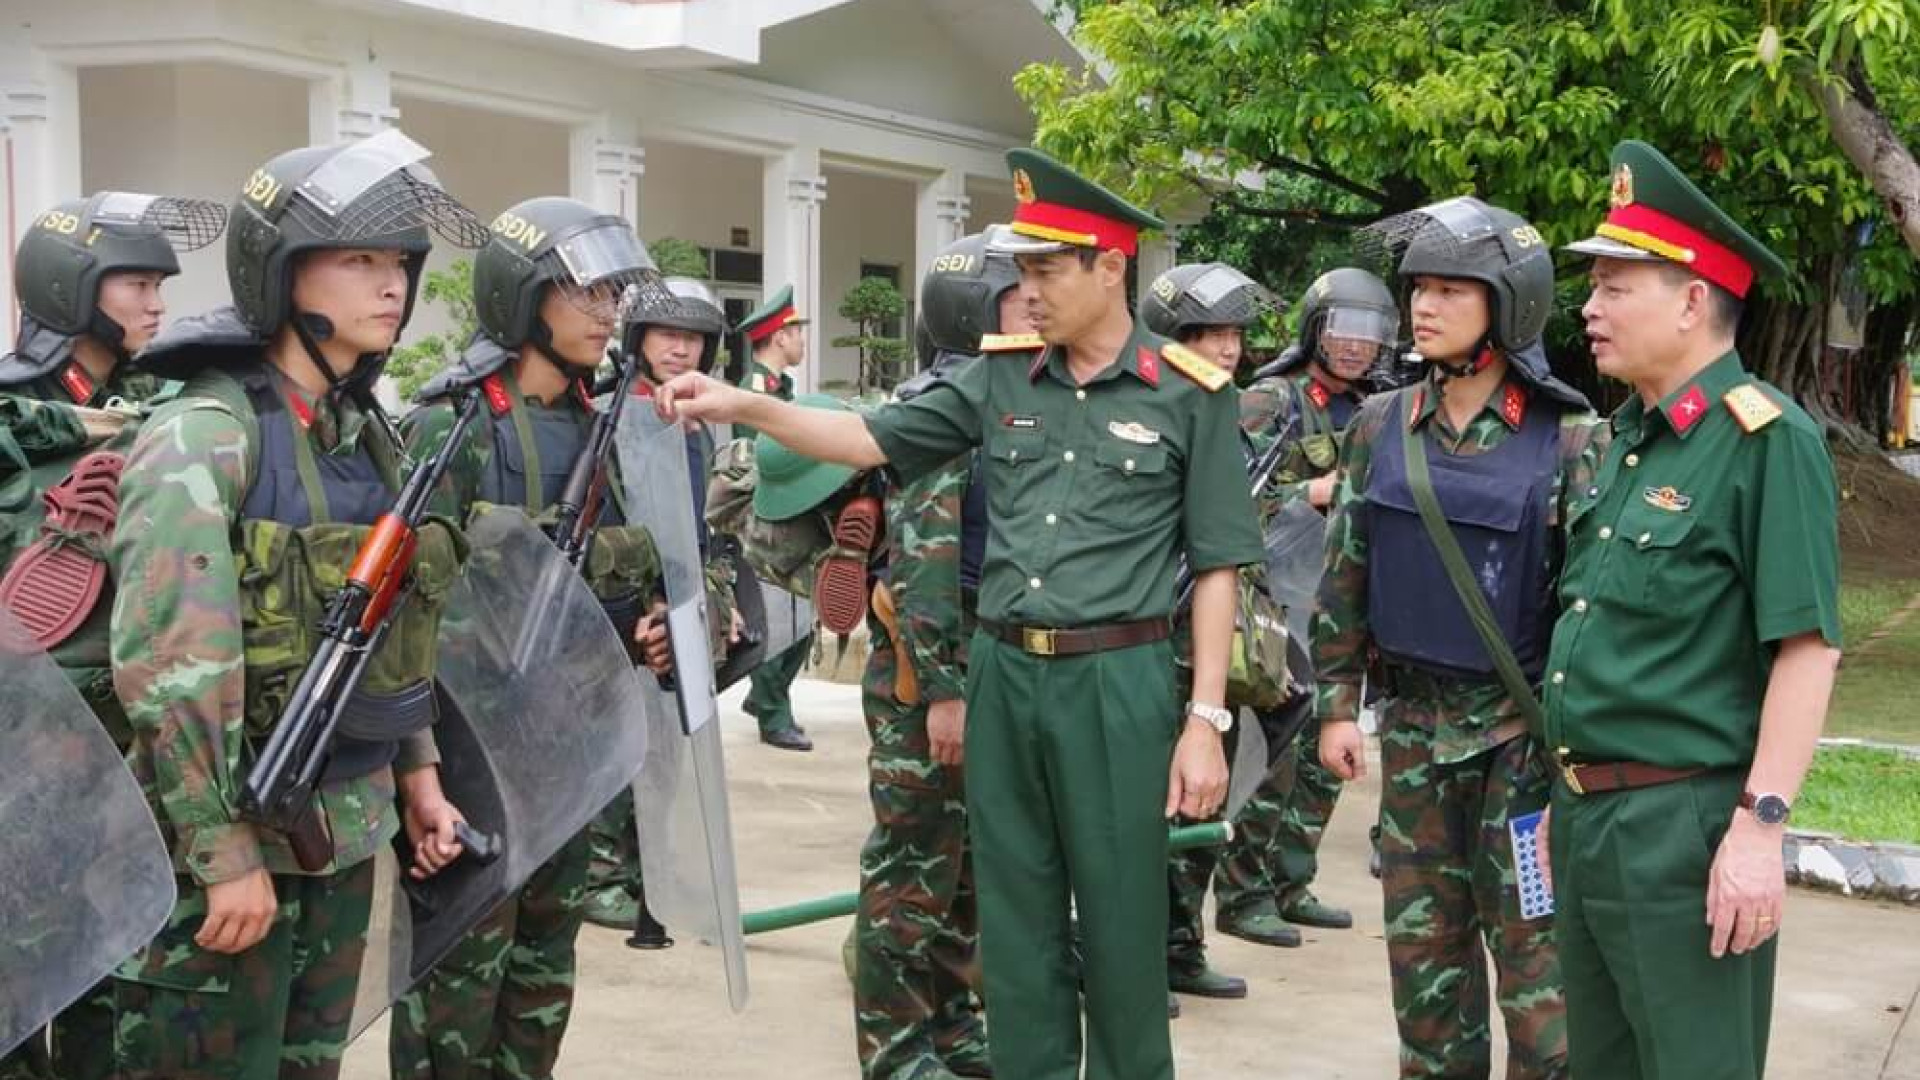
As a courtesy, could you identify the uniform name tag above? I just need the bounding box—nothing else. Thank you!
[1003,414,1042,430]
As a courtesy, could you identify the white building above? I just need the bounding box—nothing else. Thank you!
[0,0,1179,392]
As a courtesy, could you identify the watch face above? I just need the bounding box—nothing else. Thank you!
[1754,795,1791,825]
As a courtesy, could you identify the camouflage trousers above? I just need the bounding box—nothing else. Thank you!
[586,793,641,899]
[853,617,985,1080]
[1377,701,1567,1080]
[389,830,592,1080]
[106,861,375,1080]
[0,980,115,1080]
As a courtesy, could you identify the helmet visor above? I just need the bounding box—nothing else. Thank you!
[1186,265,1264,309]
[286,129,488,249]
[1321,305,1396,346]
[551,223,663,320]
[296,129,432,217]
[91,192,227,252]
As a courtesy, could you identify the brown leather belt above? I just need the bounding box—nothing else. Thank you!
[1558,759,1705,796]
[979,616,1172,658]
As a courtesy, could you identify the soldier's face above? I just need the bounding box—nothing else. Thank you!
[997,288,1038,336]
[1582,258,1693,383]
[539,282,616,370]
[775,324,806,367]
[643,326,705,379]
[96,270,167,353]
[1408,275,1490,363]
[1317,331,1379,382]
[1184,325,1244,370]
[292,248,410,365]
[1014,249,1122,344]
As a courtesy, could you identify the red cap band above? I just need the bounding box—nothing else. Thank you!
[1012,200,1140,256]
[1600,203,1755,299]
[746,305,798,344]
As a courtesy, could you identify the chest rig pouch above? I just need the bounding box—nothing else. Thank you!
[1365,393,1559,681]
[203,368,463,782]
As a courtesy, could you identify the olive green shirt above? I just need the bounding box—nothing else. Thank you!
[864,321,1264,627]
[734,357,793,443]
[1542,350,1842,770]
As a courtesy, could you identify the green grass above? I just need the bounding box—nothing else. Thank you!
[1825,577,1920,744]
[1795,745,1920,844]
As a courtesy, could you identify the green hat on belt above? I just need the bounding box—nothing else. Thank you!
[1563,140,1789,299]
[990,147,1165,257]
[738,283,808,346]
[753,393,860,521]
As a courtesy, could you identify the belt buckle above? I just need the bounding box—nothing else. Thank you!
[1023,627,1057,656]
[1559,761,1586,796]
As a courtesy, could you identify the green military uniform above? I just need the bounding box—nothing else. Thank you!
[736,285,815,748]
[862,148,1264,1080]
[1547,141,1841,1080]
[1317,372,1601,1078]
[389,195,665,1080]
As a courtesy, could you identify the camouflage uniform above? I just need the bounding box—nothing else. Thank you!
[737,357,815,743]
[853,455,987,1080]
[1314,370,1603,1079]
[108,373,453,1080]
[390,363,660,1080]
[1203,370,1360,926]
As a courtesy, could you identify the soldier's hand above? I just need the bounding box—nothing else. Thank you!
[1706,811,1786,958]
[655,373,743,425]
[1307,472,1340,509]
[729,606,745,645]
[1320,719,1367,781]
[636,601,673,674]
[927,698,966,767]
[1166,720,1229,820]
[198,868,277,954]
[400,768,468,879]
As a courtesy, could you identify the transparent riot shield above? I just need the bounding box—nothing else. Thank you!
[349,507,652,1035]
[1264,498,1329,646]
[0,608,174,1055]
[1224,703,1271,819]
[615,409,749,1012]
[716,563,813,692]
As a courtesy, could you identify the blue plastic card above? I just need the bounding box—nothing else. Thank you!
[1509,810,1555,920]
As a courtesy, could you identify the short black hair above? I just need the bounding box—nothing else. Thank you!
[1656,261,1744,334]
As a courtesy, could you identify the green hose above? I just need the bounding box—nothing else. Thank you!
[741,820,1234,936]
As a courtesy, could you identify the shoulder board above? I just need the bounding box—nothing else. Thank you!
[978,333,1045,354]
[1723,384,1782,434]
[1160,342,1230,392]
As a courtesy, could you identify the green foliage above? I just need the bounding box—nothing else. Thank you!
[832,276,910,396]
[386,259,476,402]
[648,235,711,279]
[1796,745,1920,842]
[1019,0,1920,423]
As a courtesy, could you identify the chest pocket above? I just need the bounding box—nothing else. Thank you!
[1085,439,1172,529]
[1605,503,1698,609]
[985,427,1048,521]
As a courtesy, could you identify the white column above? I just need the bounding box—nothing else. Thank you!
[569,118,645,230]
[914,169,972,289]
[308,56,397,145]
[762,146,826,395]
[0,44,81,351]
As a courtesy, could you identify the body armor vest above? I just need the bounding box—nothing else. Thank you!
[959,452,988,595]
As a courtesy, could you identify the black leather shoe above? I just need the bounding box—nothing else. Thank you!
[760,725,814,752]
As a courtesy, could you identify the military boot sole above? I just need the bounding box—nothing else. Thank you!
[1280,904,1354,930]
[814,494,882,635]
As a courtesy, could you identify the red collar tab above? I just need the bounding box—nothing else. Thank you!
[745,306,798,344]
[1010,201,1141,257]
[1407,388,1427,431]
[1598,203,1756,299]
[572,379,594,412]
[632,379,656,398]
[1501,383,1528,429]
[482,374,513,417]
[285,388,315,431]
[1666,385,1710,434]
[59,364,93,404]
[1306,380,1331,410]
[1135,345,1160,387]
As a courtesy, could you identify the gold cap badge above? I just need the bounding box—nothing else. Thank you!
[1610,162,1635,209]
[1013,169,1036,205]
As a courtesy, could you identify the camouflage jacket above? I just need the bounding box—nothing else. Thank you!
[878,454,975,703]
[1312,368,1607,764]
[111,378,415,885]
[1238,370,1364,521]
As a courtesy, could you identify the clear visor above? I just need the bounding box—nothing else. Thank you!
[1322,305,1396,345]
[1187,265,1262,308]
[296,129,433,218]
[555,222,656,288]
[664,276,721,308]
[90,192,227,252]
[1419,196,1498,242]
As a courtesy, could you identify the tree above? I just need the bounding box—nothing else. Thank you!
[1017,0,1920,440]
[647,235,711,279]
[385,259,476,403]
[832,276,910,396]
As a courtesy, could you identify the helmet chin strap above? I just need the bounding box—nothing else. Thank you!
[1432,336,1497,381]
[86,310,134,368]
[528,319,600,387]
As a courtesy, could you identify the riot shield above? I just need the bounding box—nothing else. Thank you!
[349,507,652,1034]
[1264,498,1328,645]
[716,562,812,692]
[1224,704,1271,819]
[0,608,174,1055]
[615,409,749,1012]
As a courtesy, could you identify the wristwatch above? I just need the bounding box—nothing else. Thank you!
[1739,790,1792,826]
[1186,701,1234,733]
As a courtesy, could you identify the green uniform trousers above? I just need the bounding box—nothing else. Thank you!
[389,830,593,1080]
[586,793,642,899]
[0,980,115,1080]
[1550,770,1774,1080]
[108,861,375,1080]
[744,633,813,735]
[1377,705,1567,1080]
[964,632,1180,1080]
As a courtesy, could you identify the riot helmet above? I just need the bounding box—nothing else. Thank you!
[1294,267,1400,382]
[474,196,661,376]
[1363,196,1553,363]
[919,226,1023,357]
[623,275,726,379]
[1140,262,1276,341]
